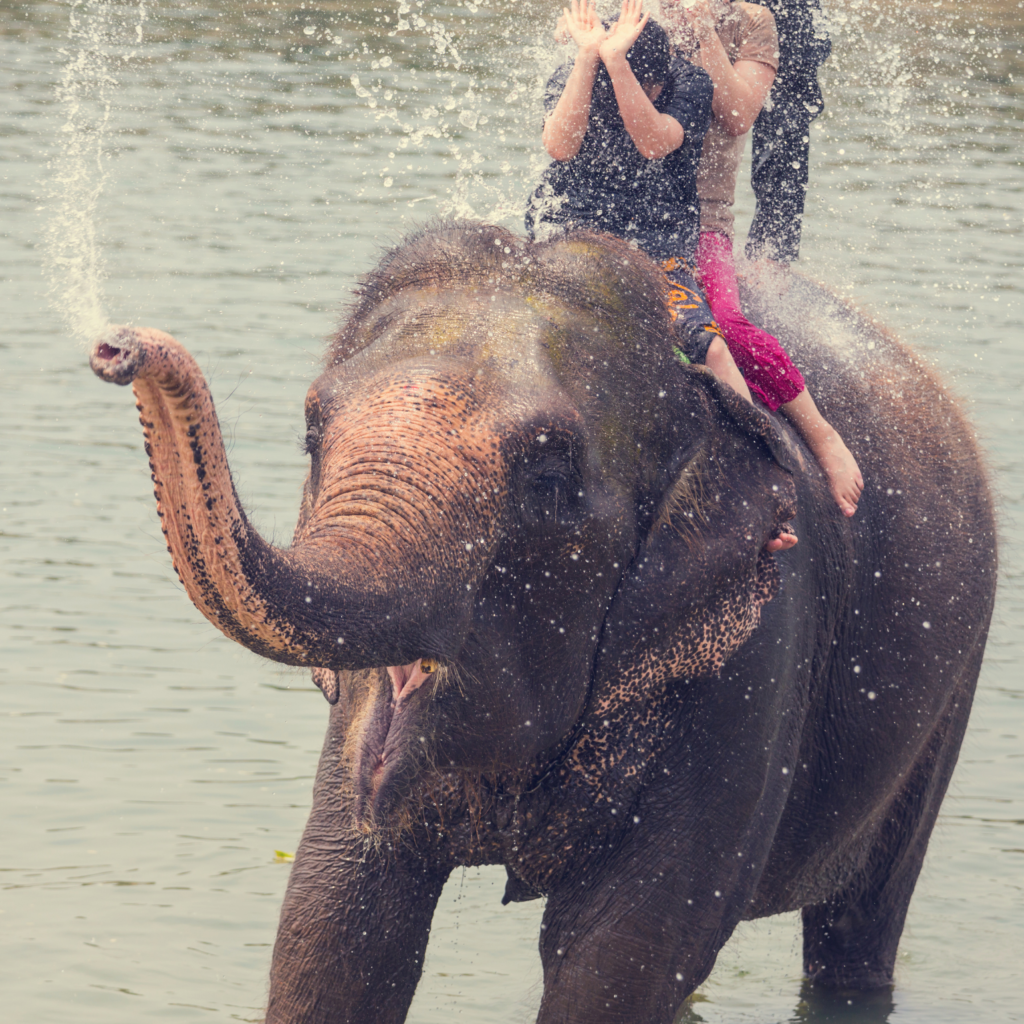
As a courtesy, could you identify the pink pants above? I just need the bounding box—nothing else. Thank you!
[696,231,805,412]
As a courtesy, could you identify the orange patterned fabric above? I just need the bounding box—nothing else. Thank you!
[661,257,724,365]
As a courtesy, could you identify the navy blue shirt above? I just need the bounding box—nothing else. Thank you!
[525,56,713,261]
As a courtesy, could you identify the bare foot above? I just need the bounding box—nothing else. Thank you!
[808,434,864,517]
[766,527,798,553]
[779,390,864,518]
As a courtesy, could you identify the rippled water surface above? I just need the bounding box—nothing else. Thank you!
[1,1,1022,1021]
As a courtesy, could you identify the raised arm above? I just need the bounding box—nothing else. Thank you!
[542,0,608,161]
[599,0,683,159]
[674,0,776,136]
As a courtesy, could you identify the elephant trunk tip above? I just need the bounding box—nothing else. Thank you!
[89,325,147,386]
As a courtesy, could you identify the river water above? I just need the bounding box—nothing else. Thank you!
[1,1,1021,1021]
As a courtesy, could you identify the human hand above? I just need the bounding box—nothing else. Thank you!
[661,0,719,49]
[560,0,607,52]
[599,0,649,64]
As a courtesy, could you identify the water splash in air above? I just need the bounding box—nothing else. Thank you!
[45,0,146,343]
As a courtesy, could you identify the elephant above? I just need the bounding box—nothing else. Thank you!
[89,221,996,1024]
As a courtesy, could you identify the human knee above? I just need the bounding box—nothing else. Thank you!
[705,336,737,373]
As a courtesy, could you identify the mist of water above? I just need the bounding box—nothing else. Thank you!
[40,0,991,350]
[45,0,147,343]
[310,0,563,225]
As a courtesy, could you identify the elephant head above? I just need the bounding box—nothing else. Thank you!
[90,222,797,829]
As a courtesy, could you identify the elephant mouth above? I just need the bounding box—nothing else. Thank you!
[387,658,437,703]
[354,662,438,826]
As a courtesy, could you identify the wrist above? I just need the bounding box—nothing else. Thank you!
[692,18,721,51]
[599,47,630,74]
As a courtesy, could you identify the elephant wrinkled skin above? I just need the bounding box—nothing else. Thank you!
[89,223,996,1024]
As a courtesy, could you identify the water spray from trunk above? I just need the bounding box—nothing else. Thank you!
[45,0,147,343]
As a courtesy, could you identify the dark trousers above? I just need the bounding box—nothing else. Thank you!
[746,0,832,264]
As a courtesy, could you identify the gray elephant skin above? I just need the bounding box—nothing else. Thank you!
[89,223,996,1024]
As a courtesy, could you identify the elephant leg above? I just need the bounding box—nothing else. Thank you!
[535,859,700,1024]
[533,778,777,1020]
[802,683,973,990]
[266,708,451,1024]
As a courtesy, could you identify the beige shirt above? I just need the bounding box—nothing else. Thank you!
[696,2,780,239]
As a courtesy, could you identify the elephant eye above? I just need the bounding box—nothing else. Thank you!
[533,471,569,496]
[420,658,438,674]
[516,431,583,531]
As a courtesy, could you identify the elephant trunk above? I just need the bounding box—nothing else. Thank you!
[89,326,503,670]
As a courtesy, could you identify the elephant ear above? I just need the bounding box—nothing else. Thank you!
[590,369,799,717]
[560,381,798,802]
[687,364,800,475]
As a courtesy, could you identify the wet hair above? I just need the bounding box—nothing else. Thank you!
[590,18,670,119]
[621,17,670,85]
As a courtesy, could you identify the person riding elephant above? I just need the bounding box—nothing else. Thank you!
[746,0,832,266]
[89,221,996,1024]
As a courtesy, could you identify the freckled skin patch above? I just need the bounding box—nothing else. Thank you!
[90,222,996,1024]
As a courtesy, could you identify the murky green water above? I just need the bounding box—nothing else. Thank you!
[1,1,1021,1021]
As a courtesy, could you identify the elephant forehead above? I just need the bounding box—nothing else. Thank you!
[339,360,551,423]
[339,366,488,413]
[337,287,557,373]
[333,281,665,405]
[318,282,679,488]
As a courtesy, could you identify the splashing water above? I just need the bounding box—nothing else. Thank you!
[45,0,147,343]
[323,0,562,227]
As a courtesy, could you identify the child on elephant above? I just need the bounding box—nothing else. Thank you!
[660,0,863,516]
[526,0,754,400]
